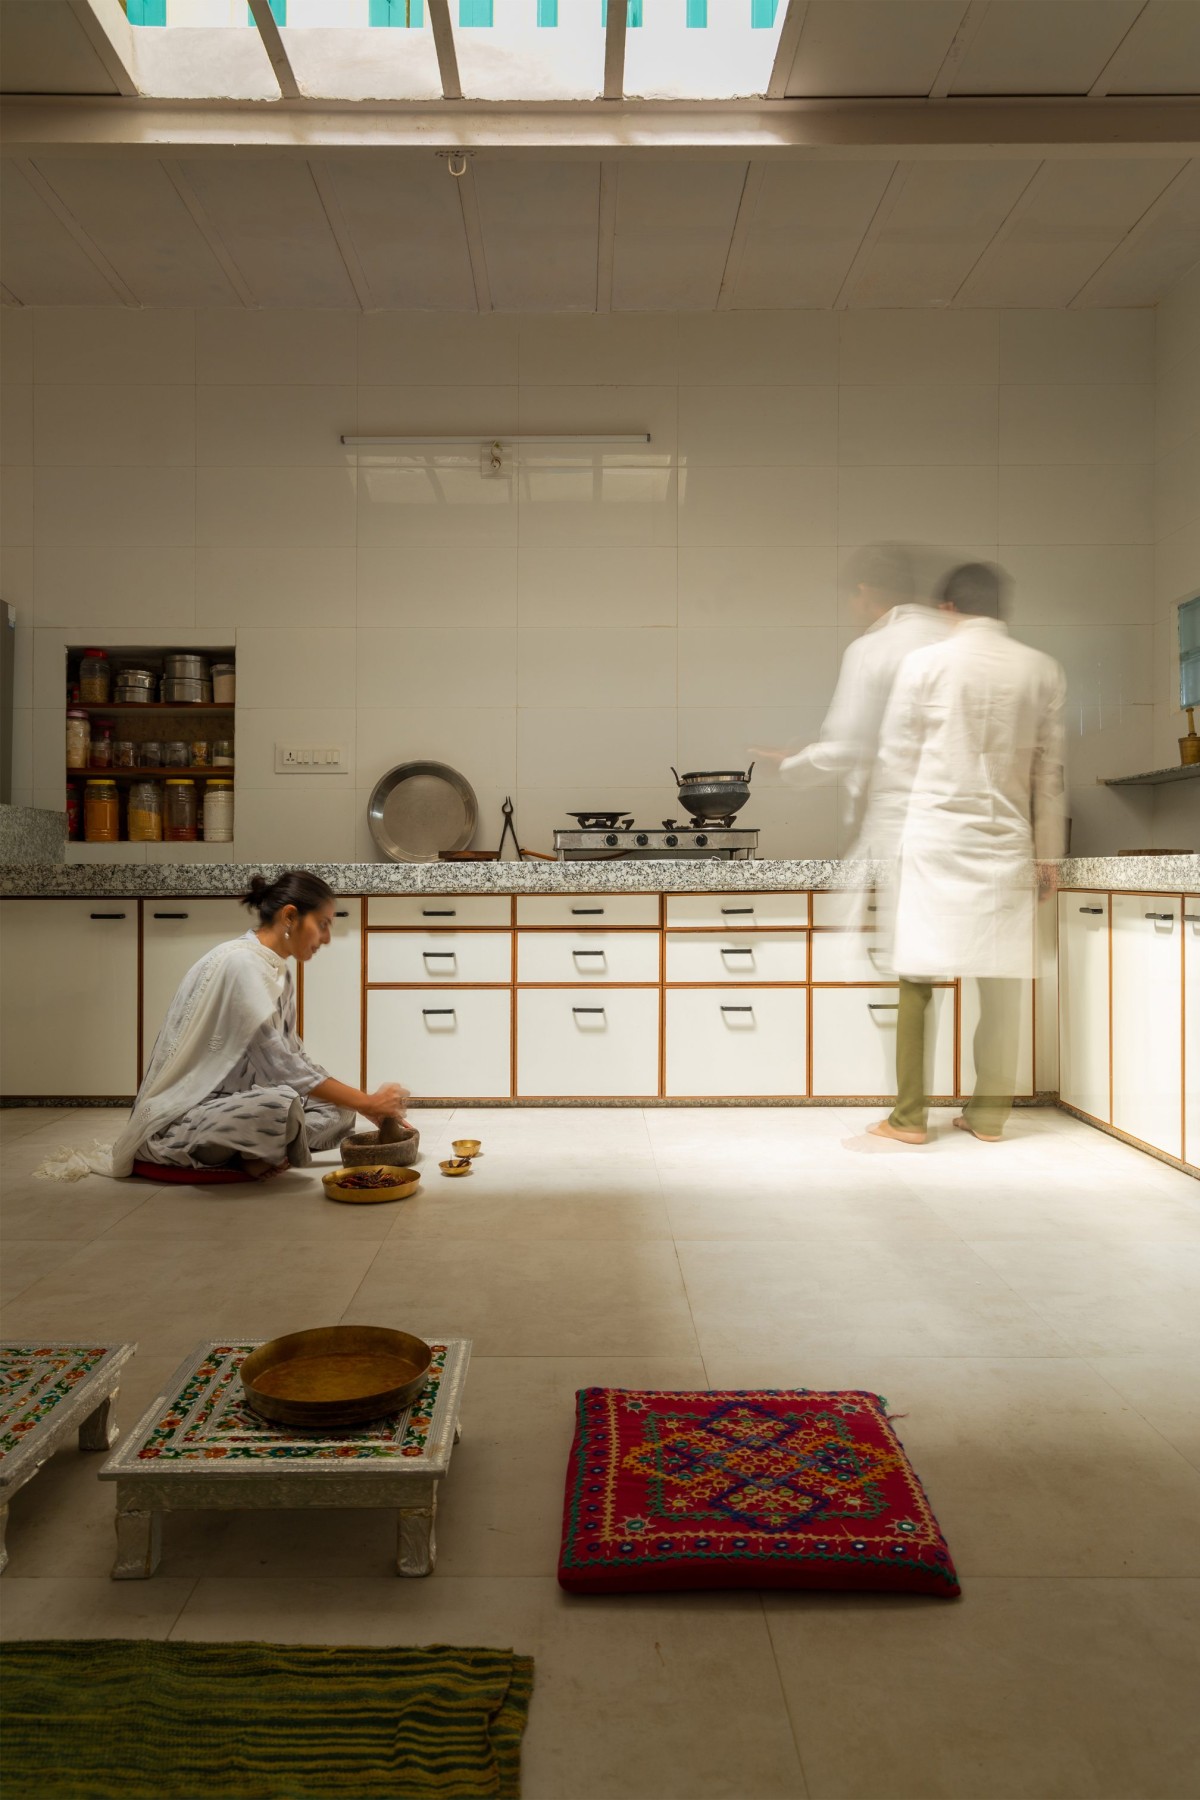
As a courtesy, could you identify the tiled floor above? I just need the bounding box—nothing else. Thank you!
[2,1103,1199,1800]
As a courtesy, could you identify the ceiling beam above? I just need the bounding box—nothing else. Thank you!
[308,158,374,309]
[67,0,138,99]
[1089,0,1152,97]
[766,0,809,102]
[950,160,1050,303]
[603,0,628,104]
[452,156,492,312]
[1069,158,1196,303]
[247,0,301,101]
[928,1,990,101]
[12,156,140,305]
[833,160,909,306]
[595,160,618,311]
[3,98,1197,158]
[715,159,764,310]
[427,0,463,103]
[160,158,256,305]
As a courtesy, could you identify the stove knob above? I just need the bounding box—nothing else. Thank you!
[605,833,619,847]
[694,833,709,848]
[636,833,649,847]
[665,833,678,847]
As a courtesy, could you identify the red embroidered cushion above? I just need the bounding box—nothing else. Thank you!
[131,1161,249,1185]
[558,1388,959,1597]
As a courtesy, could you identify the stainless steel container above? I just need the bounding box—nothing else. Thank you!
[163,654,208,681]
[161,676,212,705]
[114,667,157,704]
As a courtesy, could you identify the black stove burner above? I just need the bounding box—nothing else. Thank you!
[663,815,741,832]
[567,811,633,831]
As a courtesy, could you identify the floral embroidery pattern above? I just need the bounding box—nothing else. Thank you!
[0,1346,112,1457]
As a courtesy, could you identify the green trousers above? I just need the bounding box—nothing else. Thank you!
[890,977,1020,1137]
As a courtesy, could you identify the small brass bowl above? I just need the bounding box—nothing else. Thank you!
[452,1138,482,1158]
[439,1157,473,1177]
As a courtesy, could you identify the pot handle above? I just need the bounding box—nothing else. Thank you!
[670,767,680,784]
[745,761,755,781]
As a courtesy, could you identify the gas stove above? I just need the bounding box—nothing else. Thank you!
[554,818,759,860]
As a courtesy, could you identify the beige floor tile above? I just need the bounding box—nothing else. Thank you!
[708,1354,1200,1579]
[1089,1354,1200,1471]
[909,1175,1200,1244]
[101,1171,404,1245]
[172,1575,808,1800]
[342,1239,701,1357]
[2,1184,164,1244]
[0,1106,73,1143]
[966,1238,1200,1355]
[661,1170,955,1242]
[765,1578,1200,1800]
[0,1576,197,1640]
[382,1165,673,1243]
[1,1238,93,1305]
[676,1237,1073,1361]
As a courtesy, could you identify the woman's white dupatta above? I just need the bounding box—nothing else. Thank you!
[36,935,288,1181]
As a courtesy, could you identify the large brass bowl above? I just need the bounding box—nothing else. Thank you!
[322,1165,420,1205]
[241,1325,433,1429]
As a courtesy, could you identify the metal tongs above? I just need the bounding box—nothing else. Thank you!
[498,795,555,861]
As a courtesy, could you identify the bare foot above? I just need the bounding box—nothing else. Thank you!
[242,1156,291,1181]
[953,1115,1002,1143]
[867,1118,927,1146]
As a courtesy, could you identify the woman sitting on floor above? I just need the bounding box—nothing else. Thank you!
[40,869,408,1182]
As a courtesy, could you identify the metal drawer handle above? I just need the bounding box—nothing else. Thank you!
[721,946,754,955]
[422,1008,455,1016]
[721,906,753,915]
[1079,906,1104,915]
[152,911,189,919]
[423,951,456,959]
[422,909,456,917]
[1145,912,1175,922]
[868,1002,899,1011]
[721,1004,753,1012]
[335,910,349,918]
[90,912,127,920]
[571,907,603,915]
[573,949,605,957]
[1185,913,1200,923]
[573,1006,605,1014]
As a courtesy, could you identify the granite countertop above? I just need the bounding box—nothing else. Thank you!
[0,855,1196,898]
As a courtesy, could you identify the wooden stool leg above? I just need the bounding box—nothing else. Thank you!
[396,1485,437,1577]
[0,1502,8,1575]
[79,1388,119,1451]
[112,1503,162,1579]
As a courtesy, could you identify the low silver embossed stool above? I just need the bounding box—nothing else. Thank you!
[0,1341,136,1573]
[99,1338,470,1579]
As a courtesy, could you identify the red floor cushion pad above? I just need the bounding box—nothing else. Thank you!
[131,1160,249,1185]
[559,1388,959,1597]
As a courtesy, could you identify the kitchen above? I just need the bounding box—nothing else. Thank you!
[1,4,1200,1798]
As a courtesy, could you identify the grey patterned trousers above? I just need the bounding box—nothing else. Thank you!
[141,1086,356,1171]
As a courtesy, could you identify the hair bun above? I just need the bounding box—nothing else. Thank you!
[242,873,270,910]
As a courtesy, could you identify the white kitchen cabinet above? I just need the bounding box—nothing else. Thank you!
[0,899,138,1097]
[366,989,511,1099]
[299,899,362,1088]
[368,896,511,928]
[1057,892,1110,1122]
[1111,894,1182,1160]
[959,978,1035,1100]
[665,988,807,1097]
[811,893,874,928]
[665,931,808,984]
[1185,898,1199,1168]
[517,931,659,985]
[810,930,891,983]
[367,931,511,986]
[516,895,660,928]
[665,894,810,930]
[517,989,660,1097]
[811,985,954,1098]
[141,899,249,1075]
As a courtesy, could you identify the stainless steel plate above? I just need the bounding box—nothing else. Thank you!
[367,761,478,862]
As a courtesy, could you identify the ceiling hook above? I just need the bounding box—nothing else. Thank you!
[438,150,470,179]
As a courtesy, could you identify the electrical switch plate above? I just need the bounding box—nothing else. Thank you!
[275,744,349,774]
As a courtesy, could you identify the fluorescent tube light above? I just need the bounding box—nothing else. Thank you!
[340,434,652,446]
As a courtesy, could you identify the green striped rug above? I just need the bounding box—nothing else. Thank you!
[1,1640,534,1799]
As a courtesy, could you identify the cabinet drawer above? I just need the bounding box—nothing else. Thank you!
[1057,892,1110,1122]
[517,931,660,985]
[665,893,809,930]
[811,986,953,1098]
[666,931,807,984]
[368,931,511,985]
[366,988,511,1098]
[141,899,251,1073]
[665,988,807,1097]
[811,892,875,929]
[810,930,891,983]
[300,899,362,1088]
[1111,894,1182,1159]
[517,989,660,1097]
[516,894,660,928]
[368,896,511,928]
[0,899,138,1097]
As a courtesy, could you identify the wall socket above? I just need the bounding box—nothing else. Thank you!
[275,744,349,773]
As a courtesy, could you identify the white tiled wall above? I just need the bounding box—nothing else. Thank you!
[0,303,1177,861]
[1152,264,1200,852]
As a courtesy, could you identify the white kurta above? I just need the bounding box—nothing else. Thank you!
[879,617,1067,981]
[780,603,951,858]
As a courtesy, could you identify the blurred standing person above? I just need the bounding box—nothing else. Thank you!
[869,564,1067,1146]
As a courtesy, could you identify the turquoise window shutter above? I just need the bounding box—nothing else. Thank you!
[247,0,286,22]
[537,0,558,21]
[751,0,779,24]
[459,0,494,23]
[370,0,425,21]
[127,0,166,22]
[687,0,707,23]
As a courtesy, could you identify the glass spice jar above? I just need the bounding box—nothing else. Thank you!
[89,724,113,770]
[66,783,81,840]
[79,649,111,705]
[139,741,163,769]
[84,778,119,842]
[164,778,197,841]
[202,779,234,843]
[113,739,137,769]
[212,739,234,767]
[190,741,210,767]
[163,741,190,768]
[127,780,163,843]
[66,709,91,770]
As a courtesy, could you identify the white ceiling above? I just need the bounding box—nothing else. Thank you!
[2,0,1198,311]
